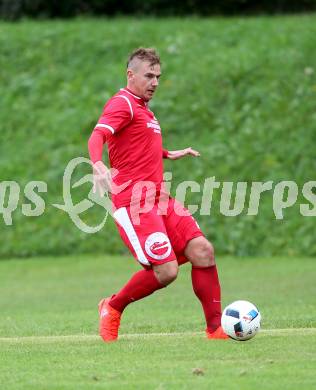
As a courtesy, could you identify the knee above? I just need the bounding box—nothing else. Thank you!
[154,262,178,286]
[190,240,215,267]
[164,268,178,285]
[159,267,178,286]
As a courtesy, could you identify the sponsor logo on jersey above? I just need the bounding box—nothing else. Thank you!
[147,119,161,133]
[145,232,171,260]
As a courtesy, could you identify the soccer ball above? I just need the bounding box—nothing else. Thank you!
[221,300,261,341]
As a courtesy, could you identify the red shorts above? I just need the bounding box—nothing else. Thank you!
[113,197,204,267]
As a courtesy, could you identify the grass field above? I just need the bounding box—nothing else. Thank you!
[1,15,316,258]
[0,255,315,389]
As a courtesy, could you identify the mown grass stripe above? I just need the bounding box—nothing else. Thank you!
[0,328,315,343]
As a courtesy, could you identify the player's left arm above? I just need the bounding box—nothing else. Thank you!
[163,147,200,160]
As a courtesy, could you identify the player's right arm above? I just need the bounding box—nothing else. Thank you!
[88,96,133,195]
[88,122,113,195]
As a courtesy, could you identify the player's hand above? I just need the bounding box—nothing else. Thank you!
[167,147,200,160]
[92,161,131,196]
[92,161,113,196]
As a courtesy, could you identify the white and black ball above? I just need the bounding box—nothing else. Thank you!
[221,300,261,341]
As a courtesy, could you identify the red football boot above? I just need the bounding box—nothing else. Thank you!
[98,297,121,342]
[206,326,229,339]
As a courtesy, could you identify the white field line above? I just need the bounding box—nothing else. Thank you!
[0,328,315,343]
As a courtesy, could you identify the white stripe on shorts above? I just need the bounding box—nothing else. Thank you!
[113,207,150,266]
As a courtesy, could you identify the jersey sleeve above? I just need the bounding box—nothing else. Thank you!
[94,96,133,136]
[88,129,106,163]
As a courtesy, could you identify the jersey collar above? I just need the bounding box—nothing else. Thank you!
[120,88,147,106]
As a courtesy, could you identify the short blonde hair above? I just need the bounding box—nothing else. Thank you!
[127,47,161,68]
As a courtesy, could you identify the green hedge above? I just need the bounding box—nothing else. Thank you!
[0,16,315,258]
[1,0,316,20]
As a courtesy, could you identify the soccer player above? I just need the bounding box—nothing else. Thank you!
[88,48,228,341]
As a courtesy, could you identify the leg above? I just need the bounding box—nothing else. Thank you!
[110,205,178,312]
[152,259,178,286]
[109,259,178,313]
[99,261,176,343]
[185,236,223,334]
[163,197,227,338]
[185,236,215,267]
[99,205,177,342]
[109,267,165,313]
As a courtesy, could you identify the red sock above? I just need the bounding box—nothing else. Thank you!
[191,265,222,332]
[109,269,164,313]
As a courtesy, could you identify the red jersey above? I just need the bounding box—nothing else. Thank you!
[89,88,167,208]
